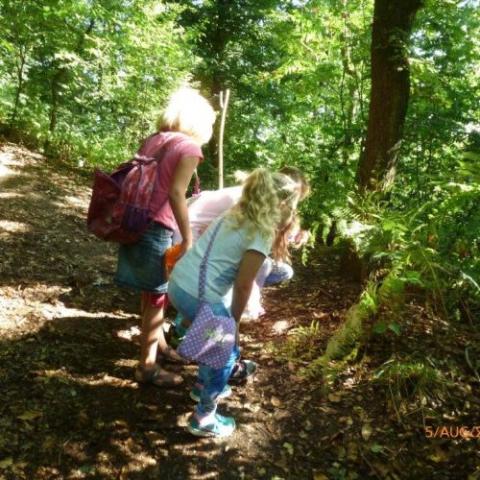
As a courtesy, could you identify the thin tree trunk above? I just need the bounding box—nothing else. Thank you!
[357,0,423,191]
[218,89,230,189]
[339,0,357,164]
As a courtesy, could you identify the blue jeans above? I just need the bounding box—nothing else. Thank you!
[168,279,239,416]
[256,258,294,288]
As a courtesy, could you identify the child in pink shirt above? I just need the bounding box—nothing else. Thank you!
[115,88,216,387]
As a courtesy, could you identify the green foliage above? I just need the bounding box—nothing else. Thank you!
[274,319,324,365]
[0,0,194,166]
[373,357,448,413]
[0,0,478,322]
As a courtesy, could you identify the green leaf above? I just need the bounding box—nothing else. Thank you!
[388,323,401,336]
[373,321,387,334]
[370,443,383,453]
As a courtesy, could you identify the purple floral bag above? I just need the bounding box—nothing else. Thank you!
[177,219,236,369]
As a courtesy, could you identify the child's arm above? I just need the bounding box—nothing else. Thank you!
[169,155,199,256]
[231,250,266,323]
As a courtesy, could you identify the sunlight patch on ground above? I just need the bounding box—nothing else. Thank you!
[113,358,137,369]
[0,294,37,331]
[51,196,88,213]
[26,191,48,201]
[272,320,290,334]
[0,192,24,200]
[0,162,17,181]
[0,219,31,234]
[107,438,157,474]
[63,195,88,210]
[0,283,132,338]
[0,151,16,166]
[0,150,26,178]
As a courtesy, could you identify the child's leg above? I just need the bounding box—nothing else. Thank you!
[255,258,273,289]
[139,292,168,368]
[137,292,183,386]
[193,343,239,399]
[242,282,264,319]
[263,261,294,287]
[169,280,237,436]
[195,345,239,418]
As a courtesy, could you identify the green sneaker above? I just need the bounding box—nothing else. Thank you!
[190,384,232,402]
[187,413,236,438]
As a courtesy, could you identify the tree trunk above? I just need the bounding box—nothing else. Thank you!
[357,0,423,191]
[339,0,357,164]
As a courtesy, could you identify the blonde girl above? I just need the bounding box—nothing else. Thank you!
[115,87,215,387]
[168,168,299,437]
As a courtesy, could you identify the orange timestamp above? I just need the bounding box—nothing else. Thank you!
[425,426,480,439]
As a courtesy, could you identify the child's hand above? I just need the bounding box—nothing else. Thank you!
[178,238,192,258]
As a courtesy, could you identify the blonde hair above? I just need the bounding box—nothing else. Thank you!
[234,167,310,201]
[272,213,300,263]
[227,168,299,259]
[157,87,216,145]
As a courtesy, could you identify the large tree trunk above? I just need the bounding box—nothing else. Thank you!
[357,0,423,191]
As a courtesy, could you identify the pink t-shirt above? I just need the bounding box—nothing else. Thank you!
[188,187,242,241]
[172,186,242,243]
[136,131,203,230]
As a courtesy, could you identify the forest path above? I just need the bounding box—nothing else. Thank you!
[4,143,474,480]
[0,143,364,479]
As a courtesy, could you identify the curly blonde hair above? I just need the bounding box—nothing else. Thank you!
[227,168,299,258]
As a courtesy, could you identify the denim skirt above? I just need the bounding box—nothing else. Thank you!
[115,222,173,293]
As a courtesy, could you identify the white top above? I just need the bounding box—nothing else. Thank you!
[173,186,242,244]
[170,216,272,303]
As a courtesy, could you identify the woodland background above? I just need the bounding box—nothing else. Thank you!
[1,0,478,330]
[0,1,480,477]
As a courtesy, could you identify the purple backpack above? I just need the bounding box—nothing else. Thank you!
[87,133,200,244]
[177,219,236,369]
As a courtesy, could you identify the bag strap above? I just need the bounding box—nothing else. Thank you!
[198,218,225,303]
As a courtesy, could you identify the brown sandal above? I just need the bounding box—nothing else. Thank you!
[135,364,184,387]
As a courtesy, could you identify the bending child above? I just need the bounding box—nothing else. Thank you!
[171,166,310,323]
[168,168,299,437]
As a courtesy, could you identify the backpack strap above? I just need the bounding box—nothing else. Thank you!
[129,135,179,208]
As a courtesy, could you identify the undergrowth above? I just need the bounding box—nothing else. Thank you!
[277,146,479,416]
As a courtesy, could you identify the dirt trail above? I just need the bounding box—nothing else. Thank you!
[3,143,476,480]
[0,143,362,479]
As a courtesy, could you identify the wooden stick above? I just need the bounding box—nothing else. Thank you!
[218,88,230,190]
